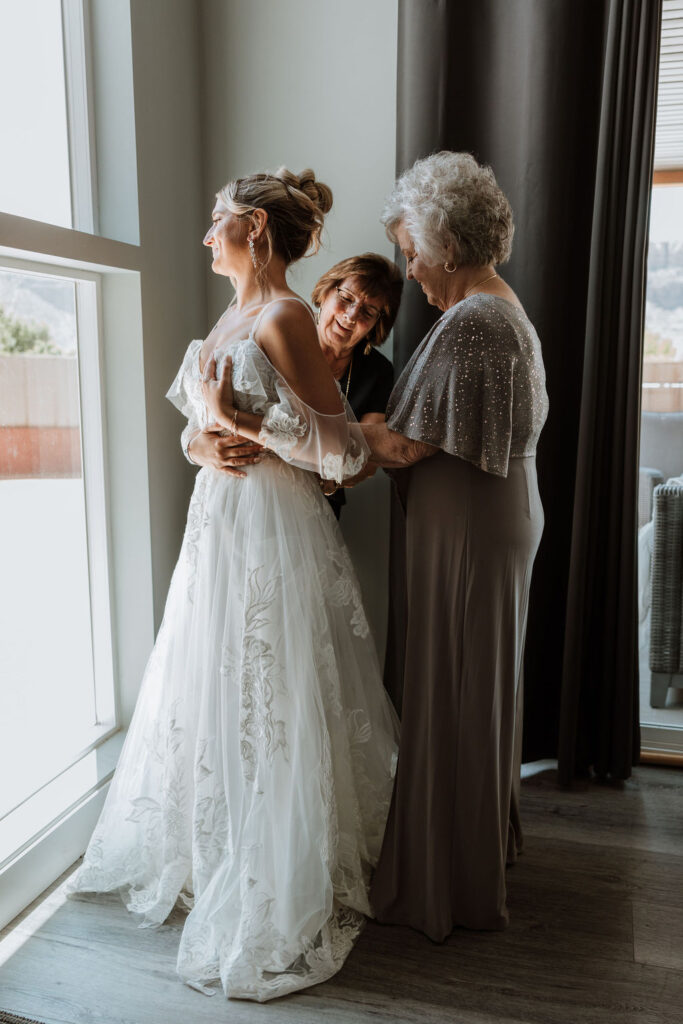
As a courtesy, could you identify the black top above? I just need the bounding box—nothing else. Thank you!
[329,345,394,514]
[343,345,394,421]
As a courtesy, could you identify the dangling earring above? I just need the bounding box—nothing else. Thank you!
[248,235,259,270]
[364,341,373,356]
[444,261,457,273]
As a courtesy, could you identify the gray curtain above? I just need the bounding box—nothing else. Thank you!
[558,0,660,782]
[386,0,660,780]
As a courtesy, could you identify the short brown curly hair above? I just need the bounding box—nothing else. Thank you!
[311,253,403,348]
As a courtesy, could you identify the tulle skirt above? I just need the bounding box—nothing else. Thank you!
[67,458,399,1001]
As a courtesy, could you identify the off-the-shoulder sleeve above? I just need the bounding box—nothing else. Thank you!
[166,339,203,422]
[167,340,205,463]
[386,306,517,477]
[258,374,369,483]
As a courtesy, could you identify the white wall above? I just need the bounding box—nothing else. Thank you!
[128,0,208,638]
[200,0,399,654]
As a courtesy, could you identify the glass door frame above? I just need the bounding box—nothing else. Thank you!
[639,169,683,763]
[0,255,118,867]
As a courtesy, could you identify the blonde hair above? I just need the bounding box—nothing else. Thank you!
[311,253,403,348]
[382,151,514,267]
[219,167,333,288]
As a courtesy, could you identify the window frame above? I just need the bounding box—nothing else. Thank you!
[61,0,99,235]
[640,171,683,756]
[0,255,117,833]
[0,253,117,727]
[0,0,153,928]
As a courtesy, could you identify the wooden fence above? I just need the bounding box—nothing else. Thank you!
[0,355,81,478]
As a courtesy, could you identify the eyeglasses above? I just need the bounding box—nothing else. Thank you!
[334,286,382,325]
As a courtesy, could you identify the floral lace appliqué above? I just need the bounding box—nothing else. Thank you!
[258,405,308,460]
[236,567,289,785]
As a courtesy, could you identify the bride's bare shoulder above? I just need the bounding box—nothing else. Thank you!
[255,296,341,413]
[256,297,318,357]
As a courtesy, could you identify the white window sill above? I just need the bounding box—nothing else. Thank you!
[0,728,125,930]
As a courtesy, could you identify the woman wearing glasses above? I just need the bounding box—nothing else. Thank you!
[313,254,402,516]
[189,253,402,518]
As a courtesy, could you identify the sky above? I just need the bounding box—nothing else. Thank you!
[649,184,683,245]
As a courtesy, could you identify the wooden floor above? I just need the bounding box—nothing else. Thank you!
[1,765,683,1024]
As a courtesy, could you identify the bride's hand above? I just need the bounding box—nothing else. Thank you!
[202,352,235,427]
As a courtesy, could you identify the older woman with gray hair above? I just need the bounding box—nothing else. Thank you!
[362,152,548,939]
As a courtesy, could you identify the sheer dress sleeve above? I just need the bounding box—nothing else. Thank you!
[167,339,204,424]
[167,330,370,483]
[258,373,370,483]
[166,340,205,462]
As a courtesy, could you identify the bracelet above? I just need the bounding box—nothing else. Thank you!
[181,429,198,466]
[229,408,239,437]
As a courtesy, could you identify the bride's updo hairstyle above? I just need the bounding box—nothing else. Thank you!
[219,167,333,287]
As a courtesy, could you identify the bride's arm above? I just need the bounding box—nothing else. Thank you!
[202,300,341,439]
[202,300,368,482]
[258,301,344,413]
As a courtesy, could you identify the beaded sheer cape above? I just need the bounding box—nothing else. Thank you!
[66,300,399,1002]
[386,293,549,476]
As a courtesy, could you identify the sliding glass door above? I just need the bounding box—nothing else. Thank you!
[0,263,115,856]
[639,1,683,758]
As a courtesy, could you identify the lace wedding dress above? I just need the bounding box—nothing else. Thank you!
[67,299,399,1001]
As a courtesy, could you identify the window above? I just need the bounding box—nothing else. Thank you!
[0,0,74,228]
[638,0,683,757]
[0,262,114,841]
[0,0,149,927]
[642,181,683,416]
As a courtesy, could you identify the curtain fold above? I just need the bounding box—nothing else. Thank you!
[558,0,660,782]
[387,0,660,780]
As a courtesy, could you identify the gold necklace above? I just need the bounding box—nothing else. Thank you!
[462,271,498,299]
[343,353,353,401]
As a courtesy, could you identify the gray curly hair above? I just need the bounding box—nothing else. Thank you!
[381,151,514,268]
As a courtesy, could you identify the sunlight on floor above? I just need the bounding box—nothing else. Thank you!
[0,870,71,968]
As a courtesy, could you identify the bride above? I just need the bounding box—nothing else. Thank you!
[67,168,399,1002]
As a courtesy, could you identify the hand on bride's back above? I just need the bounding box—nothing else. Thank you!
[189,428,262,478]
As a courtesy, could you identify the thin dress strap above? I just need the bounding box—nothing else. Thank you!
[250,295,316,337]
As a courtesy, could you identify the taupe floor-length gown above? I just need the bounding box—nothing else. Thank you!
[371,293,548,940]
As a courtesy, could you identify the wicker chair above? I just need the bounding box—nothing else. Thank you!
[639,467,664,528]
[650,478,683,707]
[639,412,683,525]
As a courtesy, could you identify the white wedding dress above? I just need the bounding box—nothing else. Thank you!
[67,299,399,1001]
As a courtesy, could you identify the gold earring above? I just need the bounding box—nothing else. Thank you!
[444,262,457,273]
